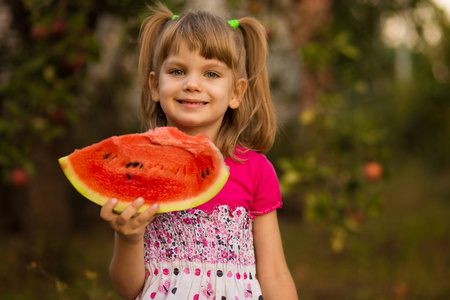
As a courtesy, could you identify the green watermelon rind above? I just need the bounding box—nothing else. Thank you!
[58,155,229,214]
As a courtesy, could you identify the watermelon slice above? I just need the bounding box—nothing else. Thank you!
[58,127,229,213]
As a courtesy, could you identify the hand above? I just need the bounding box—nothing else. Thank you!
[100,198,159,244]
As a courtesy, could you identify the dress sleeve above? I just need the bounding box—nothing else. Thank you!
[251,155,283,215]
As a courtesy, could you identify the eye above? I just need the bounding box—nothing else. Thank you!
[205,71,219,79]
[170,69,184,76]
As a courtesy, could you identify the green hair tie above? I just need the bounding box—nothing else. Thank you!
[172,15,179,20]
[228,19,239,29]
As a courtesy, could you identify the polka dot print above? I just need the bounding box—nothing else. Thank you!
[137,206,265,299]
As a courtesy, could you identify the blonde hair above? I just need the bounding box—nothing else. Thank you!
[138,2,276,160]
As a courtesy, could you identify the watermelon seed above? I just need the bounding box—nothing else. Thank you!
[126,173,132,179]
[201,171,205,178]
[133,162,140,167]
[103,153,111,159]
[206,169,210,176]
[140,164,144,169]
[126,162,133,168]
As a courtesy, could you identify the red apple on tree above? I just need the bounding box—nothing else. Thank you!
[50,108,68,124]
[363,161,383,182]
[52,19,67,37]
[30,24,50,40]
[346,210,365,225]
[11,168,29,187]
[61,53,87,72]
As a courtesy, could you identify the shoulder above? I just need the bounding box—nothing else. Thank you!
[233,146,274,170]
[231,146,280,192]
[228,147,278,185]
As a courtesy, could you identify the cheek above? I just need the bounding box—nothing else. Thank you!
[159,77,179,96]
[155,85,170,101]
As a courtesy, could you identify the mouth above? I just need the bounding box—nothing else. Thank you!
[177,99,208,106]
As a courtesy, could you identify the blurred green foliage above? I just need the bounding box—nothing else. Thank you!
[1,0,100,181]
[277,0,450,251]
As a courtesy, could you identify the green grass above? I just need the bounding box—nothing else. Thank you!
[0,224,121,300]
[1,161,449,299]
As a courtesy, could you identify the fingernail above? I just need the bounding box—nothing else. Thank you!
[151,203,159,210]
[111,198,118,205]
[136,197,144,204]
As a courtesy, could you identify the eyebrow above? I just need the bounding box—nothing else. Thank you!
[163,57,229,71]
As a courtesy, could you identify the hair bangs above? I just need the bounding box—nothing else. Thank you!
[156,12,239,72]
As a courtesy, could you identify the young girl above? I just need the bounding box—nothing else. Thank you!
[100,3,298,300]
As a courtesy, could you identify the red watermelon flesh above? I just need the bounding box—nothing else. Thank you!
[58,127,229,213]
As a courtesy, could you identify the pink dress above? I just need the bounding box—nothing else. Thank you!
[136,148,282,300]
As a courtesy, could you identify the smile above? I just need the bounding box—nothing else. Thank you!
[177,100,208,105]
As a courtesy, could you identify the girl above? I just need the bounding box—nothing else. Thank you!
[100,2,298,300]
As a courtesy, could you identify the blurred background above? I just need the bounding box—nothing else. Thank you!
[1,0,449,299]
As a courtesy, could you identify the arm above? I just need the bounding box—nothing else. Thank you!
[100,198,159,299]
[253,210,298,300]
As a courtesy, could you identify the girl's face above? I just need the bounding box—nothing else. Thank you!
[149,41,247,142]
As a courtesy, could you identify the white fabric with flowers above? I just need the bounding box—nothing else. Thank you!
[136,205,264,300]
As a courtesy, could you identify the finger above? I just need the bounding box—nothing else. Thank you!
[119,197,145,220]
[100,198,118,221]
[135,203,160,224]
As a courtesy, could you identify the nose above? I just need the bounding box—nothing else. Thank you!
[183,74,202,93]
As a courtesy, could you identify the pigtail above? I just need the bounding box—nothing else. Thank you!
[235,18,277,153]
[138,3,174,129]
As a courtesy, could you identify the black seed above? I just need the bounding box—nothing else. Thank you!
[140,164,144,169]
[126,162,132,168]
[206,169,210,175]
[217,270,223,277]
[201,171,205,178]
[126,173,132,179]
[103,153,110,159]
[171,288,177,294]
[133,162,140,167]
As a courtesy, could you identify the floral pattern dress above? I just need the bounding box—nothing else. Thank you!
[136,149,282,300]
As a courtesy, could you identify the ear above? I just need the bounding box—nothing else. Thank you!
[229,78,247,109]
[149,72,160,102]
